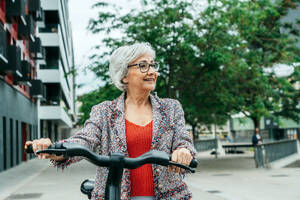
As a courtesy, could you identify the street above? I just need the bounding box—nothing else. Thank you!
[1,153,300,200]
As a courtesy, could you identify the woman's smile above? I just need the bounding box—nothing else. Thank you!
[143,77,155,82]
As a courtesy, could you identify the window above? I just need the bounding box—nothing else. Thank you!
[3,117,6,170]
[10,118,13,168]
[16,120,19,165]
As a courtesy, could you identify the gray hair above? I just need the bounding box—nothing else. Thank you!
[109,43,156,91]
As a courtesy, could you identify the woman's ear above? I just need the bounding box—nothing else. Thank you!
[122,76,128,84]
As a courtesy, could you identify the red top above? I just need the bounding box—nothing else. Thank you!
[125,119,155,197]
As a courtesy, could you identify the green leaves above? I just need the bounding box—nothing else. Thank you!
[79,0,300,129]
[77,84,121,125]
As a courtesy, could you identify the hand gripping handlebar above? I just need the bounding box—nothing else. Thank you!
[25,143,198,173]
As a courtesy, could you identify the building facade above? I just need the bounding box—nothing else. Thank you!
[0,0,76,173]
[37,0,76,142]
[0,0,46,172]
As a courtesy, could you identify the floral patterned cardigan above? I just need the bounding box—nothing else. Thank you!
[52,92,196,200]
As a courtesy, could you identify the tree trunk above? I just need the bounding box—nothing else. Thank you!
[168,63,173,98]
[192,124,196,142]
[251,116,260,131]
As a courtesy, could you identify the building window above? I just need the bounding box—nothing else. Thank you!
[2,117,6,170]
[29,124,33,159]
[16,120,19,165]
[10,118,13,168]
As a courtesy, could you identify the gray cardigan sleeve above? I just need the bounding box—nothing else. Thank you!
[51,104,103,169]
[171,100,197,158]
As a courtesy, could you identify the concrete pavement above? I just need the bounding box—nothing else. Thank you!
[0,152,299,200]
[0,159,96,200]
[0,158,49,200]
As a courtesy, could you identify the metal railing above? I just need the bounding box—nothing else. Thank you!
[39,23,58,33]
[194,139,217,152]
[40,59,59,69]
[254,139,298,168]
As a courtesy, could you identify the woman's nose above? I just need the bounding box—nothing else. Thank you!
[147,65,156,74]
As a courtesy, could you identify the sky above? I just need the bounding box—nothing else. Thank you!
[68,0,139,96]
[68,0,104,96]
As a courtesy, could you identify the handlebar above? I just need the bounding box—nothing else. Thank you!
[25,143,198,173]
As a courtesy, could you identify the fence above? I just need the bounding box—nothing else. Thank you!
[254,139,298,168]
[194,139,217,152]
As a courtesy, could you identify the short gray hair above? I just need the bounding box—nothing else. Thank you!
[109,43,156,91]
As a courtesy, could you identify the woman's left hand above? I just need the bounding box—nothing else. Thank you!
[168,148,193,173]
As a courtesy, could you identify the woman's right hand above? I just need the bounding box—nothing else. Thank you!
[24,138,65,161]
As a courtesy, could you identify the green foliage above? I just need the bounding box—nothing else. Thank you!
[79,0,300,130]
[213,0,300,127]
[77,84,121,125]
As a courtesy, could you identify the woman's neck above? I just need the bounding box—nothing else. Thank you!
[125,89,151,107]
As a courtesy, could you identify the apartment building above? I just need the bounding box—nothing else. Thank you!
[0,0,76,173]
[37,0,76,142]
[0,0,46,172]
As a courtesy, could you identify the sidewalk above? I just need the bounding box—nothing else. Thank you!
[0,158,97,200]
[0,153,299,200]
[1,158,222,200]
[186,166,300,200]
[187,152,300,200]
[0,159,49,200]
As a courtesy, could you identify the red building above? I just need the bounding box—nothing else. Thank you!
[0,0,46,172]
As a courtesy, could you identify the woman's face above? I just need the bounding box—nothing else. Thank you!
[123,53,158,93]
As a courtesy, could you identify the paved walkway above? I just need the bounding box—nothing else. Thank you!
[0,152,299,200]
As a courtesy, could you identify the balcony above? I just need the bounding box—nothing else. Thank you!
[0,24,8,65]
[39,46,59,70]
[28,0,43,24]
[37,60,71,111]
[14,60,31,85]
[29,37,44,59]
[36,8,45,28]
[41,83,61,105]
[40,0,58,11]
[39,23,58,33]
[5,0,26,25]
[28,0,41,13]
[39,24,59,46]
[30,79,46,99]
[39,105,72,128]
[46,59,59,69]
[18,15,35,41]
[0,45,22,78]
[38,66,60,82]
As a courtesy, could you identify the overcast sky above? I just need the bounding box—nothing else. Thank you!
[68,0,103,96]
[68,0,139,96]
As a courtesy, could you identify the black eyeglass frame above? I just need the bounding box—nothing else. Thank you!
[127,62,160,73]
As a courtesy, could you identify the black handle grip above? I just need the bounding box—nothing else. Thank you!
[25,145,34,154]
[24,144,57,154]
[189,159,198,168]
[168,159,198,173]
[169,161,196,173]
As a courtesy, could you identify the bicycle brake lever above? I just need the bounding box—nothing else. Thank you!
[169,161,196,173]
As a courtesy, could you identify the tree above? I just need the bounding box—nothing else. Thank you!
[86,0,243,133]
[210,0,300,130]
[80,0,300,136]
[77,84,121,125]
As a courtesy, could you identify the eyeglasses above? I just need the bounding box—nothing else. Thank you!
[128,61,160,73]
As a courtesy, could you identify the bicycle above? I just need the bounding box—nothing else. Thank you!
[26,143,198,200]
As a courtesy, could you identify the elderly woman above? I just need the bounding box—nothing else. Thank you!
[25,43,196,200]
